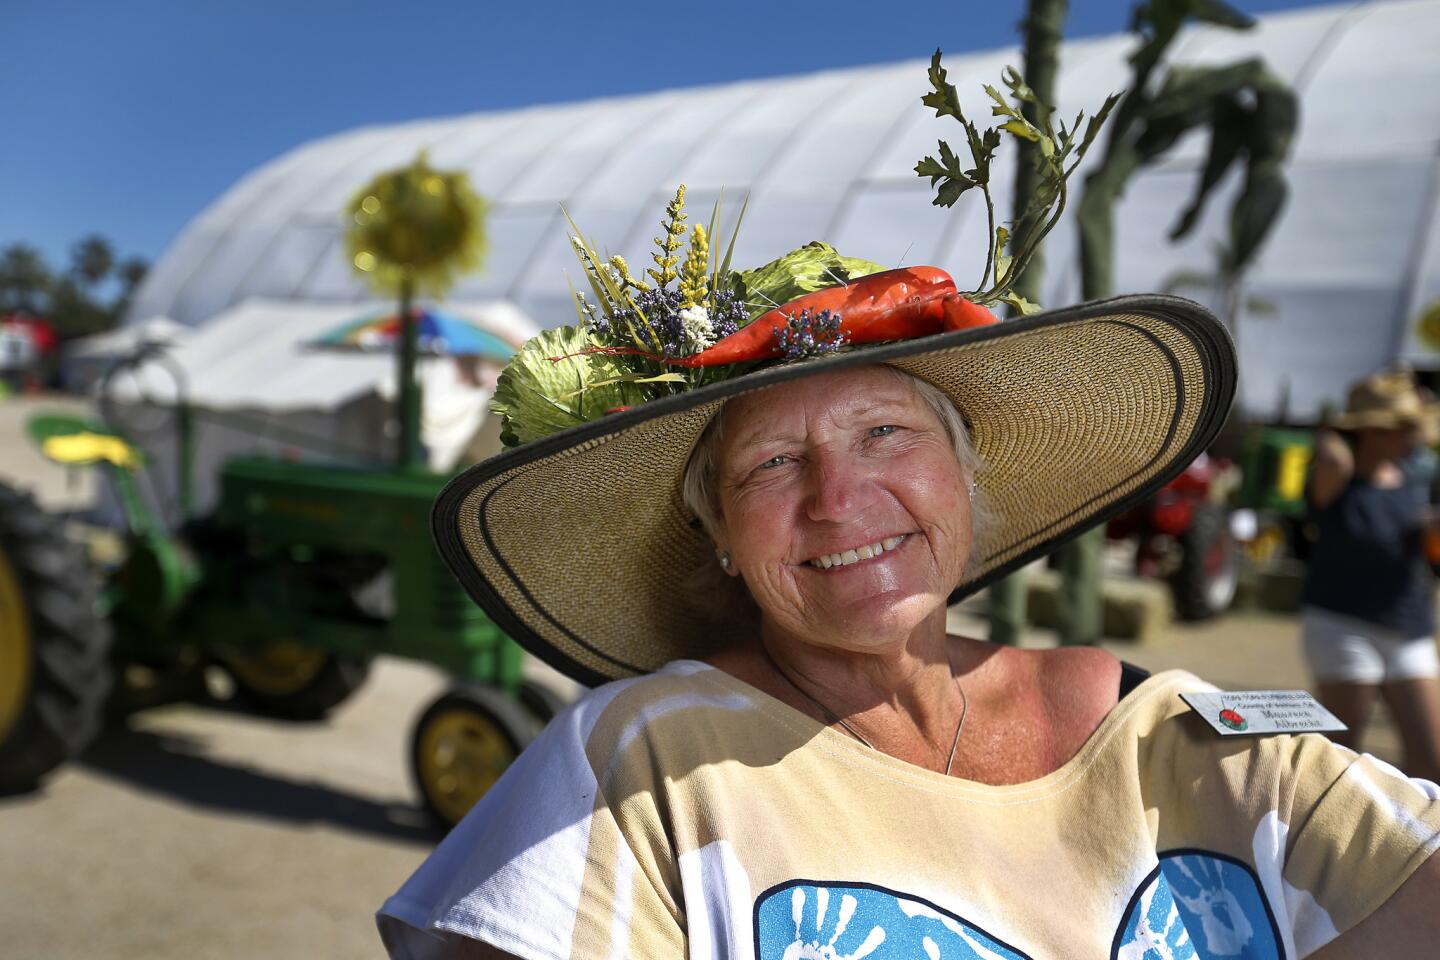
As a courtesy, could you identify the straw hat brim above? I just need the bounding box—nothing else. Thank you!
[433,294,1236,687]
[1331,407,1439,432]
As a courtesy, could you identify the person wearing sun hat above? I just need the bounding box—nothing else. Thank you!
[377,241,1440,958]
[377,62,1440,958]
[1303,367,1440,785]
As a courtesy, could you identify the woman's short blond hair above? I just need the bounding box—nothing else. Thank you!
[679,365,995,622]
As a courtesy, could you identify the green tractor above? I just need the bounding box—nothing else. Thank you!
[0,342,559,829]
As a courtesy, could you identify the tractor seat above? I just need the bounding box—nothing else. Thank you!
[27,413,142,469]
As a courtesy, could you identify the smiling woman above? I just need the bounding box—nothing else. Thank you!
[680,365,993,628]
[379,189,1440,957]
[706,368,974,660]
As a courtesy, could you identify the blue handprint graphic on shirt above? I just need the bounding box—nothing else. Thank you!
[755,852,1279,960]
[1113,852,1280,959]
[754,881,1030,959]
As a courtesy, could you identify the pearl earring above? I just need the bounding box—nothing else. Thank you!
[717,551,732,571]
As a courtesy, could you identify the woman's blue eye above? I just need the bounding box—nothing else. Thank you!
[869,425,897,438]
[760,456,787,469]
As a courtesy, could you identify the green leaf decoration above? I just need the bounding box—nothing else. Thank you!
[984,84,1015,119]
[1002,66,1039,107]
[491,325,654,447]
[557,371,687,401]
[917,52,1120,309]
[706,194,723,294]
[998,291,1042,315]
[993,226,1013,286]
[718,193,749,281]
[921,50,964,120]
[1080,93,1120,158]
[915,140,978,208]
[1000,119,1041,142]
[915,143,957,183]
[934,178,971,208]
[731,242,887,320]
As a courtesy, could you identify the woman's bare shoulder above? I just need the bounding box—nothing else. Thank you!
[1030,646,1123,724]
[947,640,1122,780]
[948,637,1120,709]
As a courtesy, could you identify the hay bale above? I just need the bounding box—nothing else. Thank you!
[1024,569,1172,644]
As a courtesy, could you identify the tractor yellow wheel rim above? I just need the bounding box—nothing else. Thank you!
[0,550,33,744]
[223,641,328,696]
[416,708,515,824]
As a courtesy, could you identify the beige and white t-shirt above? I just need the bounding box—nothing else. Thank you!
[378,662,1440,959]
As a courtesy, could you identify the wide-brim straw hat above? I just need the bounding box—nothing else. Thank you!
[1331,369,1440,438]
[433,294,1236,686]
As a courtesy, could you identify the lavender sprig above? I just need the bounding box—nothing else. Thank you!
[773,308,848,360]
[708,289,747,341]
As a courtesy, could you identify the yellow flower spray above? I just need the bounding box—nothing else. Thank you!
[648,185,687,288]
[678,224,710,309]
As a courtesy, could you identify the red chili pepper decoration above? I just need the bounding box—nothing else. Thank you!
[669,267,998,368]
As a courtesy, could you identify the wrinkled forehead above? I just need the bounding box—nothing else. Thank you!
[717,365,933,450]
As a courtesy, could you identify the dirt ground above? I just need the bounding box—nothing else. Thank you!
[0,393,1407,959]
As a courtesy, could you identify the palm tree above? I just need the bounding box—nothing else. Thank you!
[0,244,53,315]
[69,234,115,290]
[112,257,150,320]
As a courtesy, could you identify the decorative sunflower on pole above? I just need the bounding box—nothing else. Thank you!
[345,151,488,469]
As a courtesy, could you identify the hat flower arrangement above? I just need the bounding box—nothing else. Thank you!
[491,52,1117,448]
[443,54,1235,685]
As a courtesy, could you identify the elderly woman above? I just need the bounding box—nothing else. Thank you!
[380,243,1440,959]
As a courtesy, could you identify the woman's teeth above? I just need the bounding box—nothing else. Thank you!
[808,535,907,569]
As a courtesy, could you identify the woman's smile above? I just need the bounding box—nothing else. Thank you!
[803,532,913,570]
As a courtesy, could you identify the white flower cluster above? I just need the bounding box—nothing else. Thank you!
[678,305,716,351]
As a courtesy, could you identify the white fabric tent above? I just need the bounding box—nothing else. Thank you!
[127,0,1440,421]
[60,317,190,392]
[107,299,534,515]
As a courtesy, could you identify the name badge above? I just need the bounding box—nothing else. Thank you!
[1180,690,1348,737]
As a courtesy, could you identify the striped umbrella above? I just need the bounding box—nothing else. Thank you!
[310,307,517,360]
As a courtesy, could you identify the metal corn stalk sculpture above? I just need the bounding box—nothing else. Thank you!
[1058,0,1297,644]
[1077,0,1299,307]
[989,0,1070,647]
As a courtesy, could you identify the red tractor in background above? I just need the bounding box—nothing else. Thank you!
[0,313,58,394]
[1106,452,1243,620]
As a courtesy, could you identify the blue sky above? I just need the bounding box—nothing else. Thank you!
[1,0,1325,273]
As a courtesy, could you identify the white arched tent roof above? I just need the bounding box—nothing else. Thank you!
[129,0,1440,420]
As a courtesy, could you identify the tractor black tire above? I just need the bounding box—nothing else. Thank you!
[518,678,570,724]
[0,483,112,793]
[1169,502,1240,622]
[411,683,539,829]
[220,646,372,721]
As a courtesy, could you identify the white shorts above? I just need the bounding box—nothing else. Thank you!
[1301,606,1440,684]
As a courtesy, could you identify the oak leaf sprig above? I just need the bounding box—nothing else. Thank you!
[916,51,1119,316]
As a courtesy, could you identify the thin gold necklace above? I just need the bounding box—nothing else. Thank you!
[761,643,969,776]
